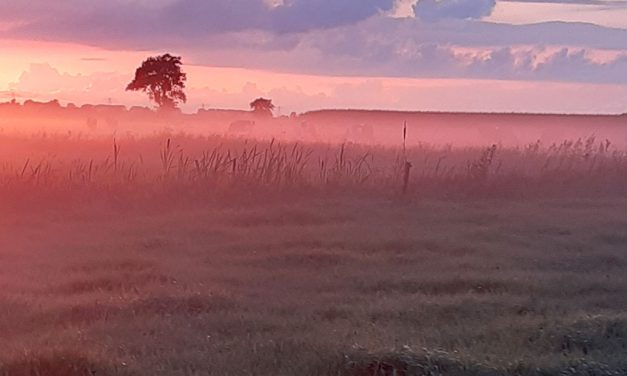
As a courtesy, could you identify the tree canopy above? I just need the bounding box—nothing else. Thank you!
[249,97,275,117]
[126,54,187,109]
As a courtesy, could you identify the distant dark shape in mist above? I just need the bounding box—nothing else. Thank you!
[250,97,275,118]
[126,54,187,110]
[414,0,496,21]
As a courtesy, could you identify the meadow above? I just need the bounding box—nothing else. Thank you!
[1,132,627,375]
[0,132,625,203]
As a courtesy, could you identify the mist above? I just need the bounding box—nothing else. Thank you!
[3,2,627,375]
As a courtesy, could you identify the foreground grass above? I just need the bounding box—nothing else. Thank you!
[1,196,626,375]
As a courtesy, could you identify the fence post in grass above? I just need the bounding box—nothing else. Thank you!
[402,161,412,195]
[402,121,407,158]
[113,138,120,175]
[401,121,412,195]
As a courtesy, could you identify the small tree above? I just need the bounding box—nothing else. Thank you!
[249,97,275,117]
[126,54,187,109]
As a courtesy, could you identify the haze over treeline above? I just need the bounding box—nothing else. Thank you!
[2,97,626,148]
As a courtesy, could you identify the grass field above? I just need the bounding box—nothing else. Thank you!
[1,133,626,204]
[2,195,627,375]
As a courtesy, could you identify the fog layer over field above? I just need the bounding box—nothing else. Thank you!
[1,104,627,375]
[2,100,626,147]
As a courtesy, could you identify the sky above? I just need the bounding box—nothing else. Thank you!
[1,0,627,114]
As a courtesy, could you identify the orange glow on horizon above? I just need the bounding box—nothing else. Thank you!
[2,39,627,115]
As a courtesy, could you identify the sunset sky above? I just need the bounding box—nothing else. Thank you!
[1,0,627,114]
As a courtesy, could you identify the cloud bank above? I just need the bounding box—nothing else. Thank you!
[413,0,496,21]
[0,0,394,38]
[1,0,627,85]
[9,63,627,114]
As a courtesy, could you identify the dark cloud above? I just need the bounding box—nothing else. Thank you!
[413,0,496,21]
[2,1,626,52]
[270,0,396,33]
[498,0,621,4]
[0,0,394,47]
[179,16,627,84]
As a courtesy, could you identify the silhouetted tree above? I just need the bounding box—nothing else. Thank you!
[249,97,275,117]
[126,54,187,109]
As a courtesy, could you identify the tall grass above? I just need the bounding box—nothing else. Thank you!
[1,133,626,205]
